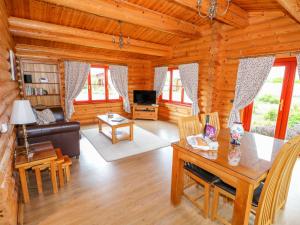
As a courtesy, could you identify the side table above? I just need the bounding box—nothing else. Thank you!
[15,145,58,203]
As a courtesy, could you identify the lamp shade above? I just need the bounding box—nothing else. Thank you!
[10,100,36,125]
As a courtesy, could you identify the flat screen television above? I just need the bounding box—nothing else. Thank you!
[133,90,156,105]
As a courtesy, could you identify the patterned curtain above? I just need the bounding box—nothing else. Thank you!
[228,56,275,127]
[297,54,300,79]
[179,63,199,115]
[109,65,131,113]
[65,61,90,119]
[154,66,168,97]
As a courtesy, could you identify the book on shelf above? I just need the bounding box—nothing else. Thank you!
[25,86,51,96]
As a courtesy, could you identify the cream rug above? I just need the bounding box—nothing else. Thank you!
[81,125,171,162]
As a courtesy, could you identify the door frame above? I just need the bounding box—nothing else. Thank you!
[242,57,297,139]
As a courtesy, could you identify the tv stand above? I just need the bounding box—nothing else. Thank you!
[132,104,158,120]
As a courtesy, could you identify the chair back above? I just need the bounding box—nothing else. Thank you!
[272,135,300,222]
[200,112,220,136]
[254,136,300,225]
[178,116,202,140]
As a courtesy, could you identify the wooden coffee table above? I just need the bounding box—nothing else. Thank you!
[97,114,134,144]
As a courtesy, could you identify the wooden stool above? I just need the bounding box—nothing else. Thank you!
[32,148,64,194]
[62,155,72,182]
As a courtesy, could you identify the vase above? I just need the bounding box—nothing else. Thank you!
[230,122,244,145]
[228,144,241,166]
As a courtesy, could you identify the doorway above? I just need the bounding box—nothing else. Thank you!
[243,58,300,140]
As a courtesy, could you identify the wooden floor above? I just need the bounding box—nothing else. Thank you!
[22,120,300,225]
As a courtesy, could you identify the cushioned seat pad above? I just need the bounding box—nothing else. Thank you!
[184,162,219,183]
[214,180,264,207]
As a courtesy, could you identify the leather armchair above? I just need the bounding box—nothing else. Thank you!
[17,107,81,158]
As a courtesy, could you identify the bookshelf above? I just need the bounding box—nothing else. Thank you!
[20,59,61,108]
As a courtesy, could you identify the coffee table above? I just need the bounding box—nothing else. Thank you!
[97,114,134,144]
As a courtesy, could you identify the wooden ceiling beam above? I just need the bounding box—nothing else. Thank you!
[276,0,300,23]
[15,44,150,63]
[39,0,203,37]
[170,0,248,28]
[9,17,172,57]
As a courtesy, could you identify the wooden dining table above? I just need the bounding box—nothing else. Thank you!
[171,129,285,225]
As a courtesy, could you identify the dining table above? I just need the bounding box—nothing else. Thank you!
[171,129,285,225]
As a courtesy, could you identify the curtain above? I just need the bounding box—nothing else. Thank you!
[64,61,90,120]
[297,54,300,80]
[109,65,131,113]
[228,56,275,127]
[154,66,168,97]
[179,63,199,115]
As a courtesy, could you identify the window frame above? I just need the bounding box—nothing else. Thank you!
[160,67,192,106]
[242,57,297,140]
[74,65,122,104]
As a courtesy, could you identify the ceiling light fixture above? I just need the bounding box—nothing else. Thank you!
[112,21,130,49]
[197,0,231,20]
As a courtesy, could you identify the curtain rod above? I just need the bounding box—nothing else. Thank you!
[227,50,300,60]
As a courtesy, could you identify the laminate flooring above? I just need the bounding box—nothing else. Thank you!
[22,120,300,225]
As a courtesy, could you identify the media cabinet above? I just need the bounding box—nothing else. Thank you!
[132,104,158,120]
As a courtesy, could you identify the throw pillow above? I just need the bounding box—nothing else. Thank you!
[34,109,56,125]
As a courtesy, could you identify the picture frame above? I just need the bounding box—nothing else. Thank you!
[9,49,17,81]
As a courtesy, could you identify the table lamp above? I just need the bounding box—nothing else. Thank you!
[10,100,36,157]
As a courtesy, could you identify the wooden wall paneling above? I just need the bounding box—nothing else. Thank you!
[154,14,300,127]
[212,15,300,127]
[67,61,152,124]
[152,23,222,122]
[158,103,192,124]
[0,0,19,224]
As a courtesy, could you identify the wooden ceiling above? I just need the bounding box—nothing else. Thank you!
[4,0,293,60]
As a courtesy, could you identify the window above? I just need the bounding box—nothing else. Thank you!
[75,66,120,103]
[161,68,192,105]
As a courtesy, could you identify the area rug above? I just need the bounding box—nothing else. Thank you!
[81,125,171,162]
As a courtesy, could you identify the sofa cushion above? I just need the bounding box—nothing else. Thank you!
[34,109,56,125]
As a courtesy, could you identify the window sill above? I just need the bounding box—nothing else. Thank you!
[74,100,122,105]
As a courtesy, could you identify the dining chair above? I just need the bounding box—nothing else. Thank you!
[200,112,220,136]
[211,135,300,225]
[177,116,219,218]
[272,136,300,223]
[178,115,202,140]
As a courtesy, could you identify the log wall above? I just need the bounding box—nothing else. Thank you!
[214,14,300,127]
[70,61,152,124]
[0,0,19,224]
[154,14,300,127]
[152,23,220,124]
[14,13,300,128]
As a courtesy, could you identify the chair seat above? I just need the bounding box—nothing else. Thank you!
[214,180,264,207]
[184,163,219,183]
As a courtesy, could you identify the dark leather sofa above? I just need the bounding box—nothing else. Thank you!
[17,107,81,158]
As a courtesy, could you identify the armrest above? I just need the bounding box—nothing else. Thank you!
[17,121,80,139]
